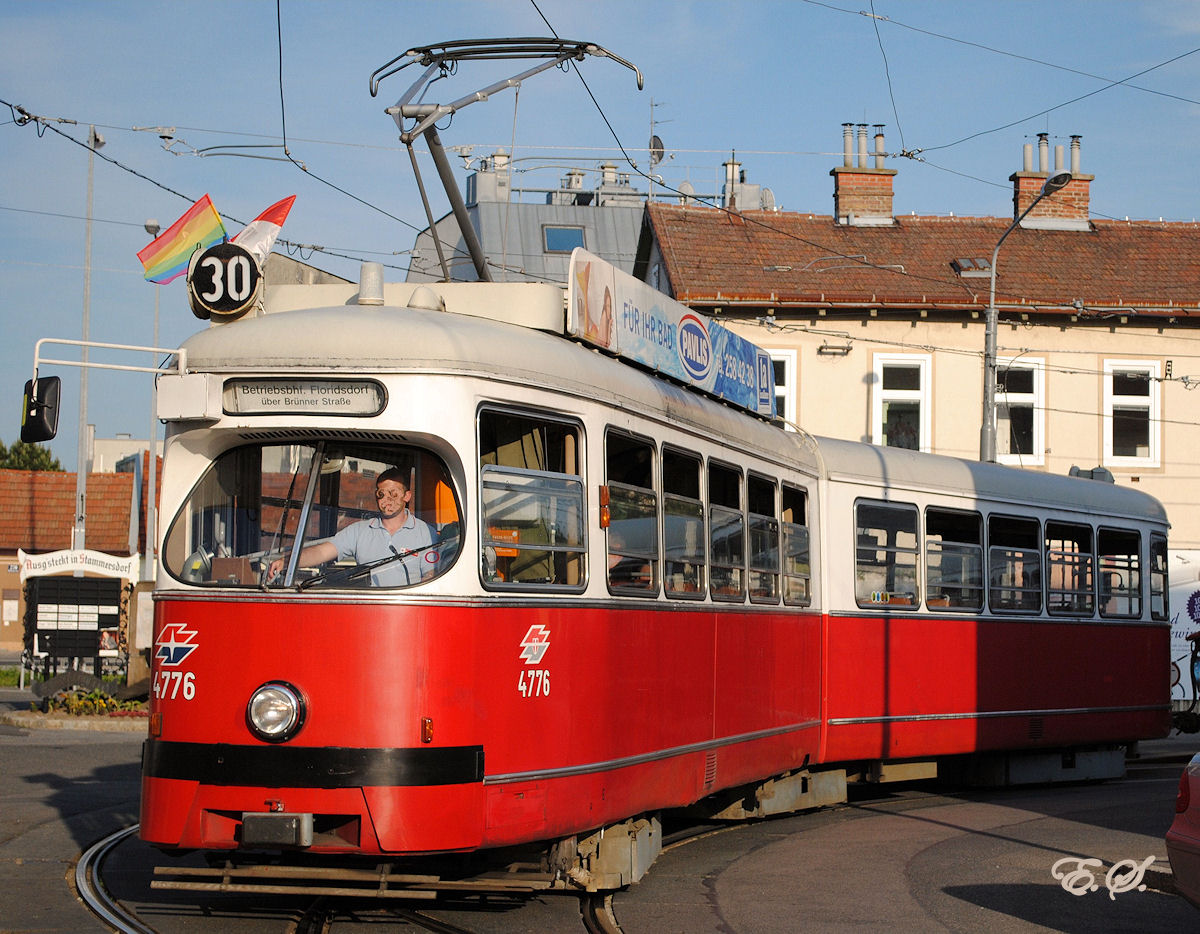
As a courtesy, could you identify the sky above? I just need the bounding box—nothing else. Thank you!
[3,0,1200,470]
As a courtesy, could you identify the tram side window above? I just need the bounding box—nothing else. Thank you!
[479,409,585,590]
[781,484,811,606]
[988,515,1041,613]
[663,447,705,598]
[709,462,746,601]
[855,501,919,608]
[1098,528,1141,618]
[1151,533,1169,621]
[1046,521,1095,616]
[606,431,658,594]
[925,509,983,610]
[748,474,780,603]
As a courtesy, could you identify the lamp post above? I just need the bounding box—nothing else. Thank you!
[73,125,104,555]
[980,170,1072,463]
[143,220,160,581]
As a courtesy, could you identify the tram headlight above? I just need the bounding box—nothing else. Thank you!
[246,681,306,743]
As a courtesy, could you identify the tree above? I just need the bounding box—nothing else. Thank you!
[0,438,64,471]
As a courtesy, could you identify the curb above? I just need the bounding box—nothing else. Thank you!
[0,709,148,733]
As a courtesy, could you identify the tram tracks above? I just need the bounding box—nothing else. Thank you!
[76,825,155,934]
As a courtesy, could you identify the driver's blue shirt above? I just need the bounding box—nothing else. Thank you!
[328,512,435,586]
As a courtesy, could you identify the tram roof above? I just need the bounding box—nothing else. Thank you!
[178,292,817,472]
[814,436,1169,525]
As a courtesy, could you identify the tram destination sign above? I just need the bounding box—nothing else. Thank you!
[223,378,386,416]
[567,249,775,418]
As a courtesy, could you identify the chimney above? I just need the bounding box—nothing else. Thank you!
[831,123,896,226]
[722,152,764,211]
[1011,134,1092,231]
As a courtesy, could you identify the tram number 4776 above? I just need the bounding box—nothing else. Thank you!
[153,670,196,701]
[518,669,550,697]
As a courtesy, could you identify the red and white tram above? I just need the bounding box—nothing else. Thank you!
[123,246,1169,892]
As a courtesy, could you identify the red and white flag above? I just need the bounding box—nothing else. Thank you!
[232,195,296,267]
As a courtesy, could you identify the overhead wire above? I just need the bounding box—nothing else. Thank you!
[868,0,906,154]
[799,0,1200,108]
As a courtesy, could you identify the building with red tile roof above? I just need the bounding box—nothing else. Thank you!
[636,129,1200,557]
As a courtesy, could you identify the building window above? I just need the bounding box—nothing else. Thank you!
[1103,360,1160,467]
[872,354,931,451]
[769,350,796,427]
[543,225,586,253]
[996,358,1044,466]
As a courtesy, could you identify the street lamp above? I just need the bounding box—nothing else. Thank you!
[73,125,104,554]
[143,219,160,581]
[979,170,1073,463]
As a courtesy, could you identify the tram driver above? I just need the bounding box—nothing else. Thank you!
[269,468,436,586]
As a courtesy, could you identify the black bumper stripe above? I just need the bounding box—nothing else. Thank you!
[143,740,484,788]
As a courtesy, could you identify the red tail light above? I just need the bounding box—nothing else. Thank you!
[1177,770,1191,815]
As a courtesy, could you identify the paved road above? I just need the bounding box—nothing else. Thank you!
[0,687,143,933]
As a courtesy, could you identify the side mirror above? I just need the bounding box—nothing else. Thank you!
[21,376,61,443]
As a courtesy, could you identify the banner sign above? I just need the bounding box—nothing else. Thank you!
[223,378,386,416]
[18,548,140,583]
[567,249,775,418]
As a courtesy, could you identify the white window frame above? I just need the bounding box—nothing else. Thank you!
[768,349,797,429]
[1103,359,1160,468]
[871,353,932,452]
[996,356,1045,467]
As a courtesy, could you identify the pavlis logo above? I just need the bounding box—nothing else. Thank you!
[678,314,712,382]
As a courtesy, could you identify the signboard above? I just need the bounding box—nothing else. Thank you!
[1171,579,1200,704]
[18,549,139,583]
[566,249,775,418]
[188,241,262,320]
[223,378,386,416]
[29,577,121,660]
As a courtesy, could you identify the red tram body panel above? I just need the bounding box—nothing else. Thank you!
[140,596,824,854]
[820,615,1170,763]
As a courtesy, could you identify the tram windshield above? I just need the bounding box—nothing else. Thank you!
[163,440,461,589]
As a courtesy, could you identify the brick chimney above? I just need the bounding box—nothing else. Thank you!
[1011,133,1092,231]
[831,123,896,226]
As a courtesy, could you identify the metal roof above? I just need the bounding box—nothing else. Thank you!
[406,200,644,285]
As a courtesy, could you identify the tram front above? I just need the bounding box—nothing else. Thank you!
[135,282,519,857]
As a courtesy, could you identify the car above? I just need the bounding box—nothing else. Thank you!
[1167,752,1200,909]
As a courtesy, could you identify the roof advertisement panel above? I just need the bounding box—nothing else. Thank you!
[567,248,775,418]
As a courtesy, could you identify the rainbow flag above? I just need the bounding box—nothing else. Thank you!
[137,194,227,284]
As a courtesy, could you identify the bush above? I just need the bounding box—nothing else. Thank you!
[37,689,146,716]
